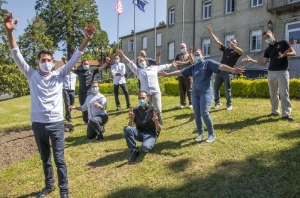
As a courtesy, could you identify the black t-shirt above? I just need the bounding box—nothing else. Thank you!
[264,40,290,71]
[74,67,99,93]
[219,44,241,67]
[147,58,157,66]
[133,105,163,136]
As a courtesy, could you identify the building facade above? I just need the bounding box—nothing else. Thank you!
[120,0,300,77]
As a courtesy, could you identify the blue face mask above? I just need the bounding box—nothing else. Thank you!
[265,37,274,44]
[181,48,187,53]
[115,59,119,64]
[138,99,147,107]
[83,65,89,70]
[140,61,146,69]
[91,87,99,94]
[194,56,203,63]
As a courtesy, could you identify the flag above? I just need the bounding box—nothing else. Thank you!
[115,0,123,15]
[133,0,148,12]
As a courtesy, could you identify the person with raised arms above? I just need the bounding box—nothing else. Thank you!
[4,12,95,198]
[160,49,245,143]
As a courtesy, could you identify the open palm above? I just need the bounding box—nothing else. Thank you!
[4,12,18,32]
[84,24,96,39]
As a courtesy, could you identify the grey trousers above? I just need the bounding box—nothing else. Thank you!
[148,93,162,114]
[268,70,292,116]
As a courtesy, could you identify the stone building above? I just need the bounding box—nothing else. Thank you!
[120,0,300,78]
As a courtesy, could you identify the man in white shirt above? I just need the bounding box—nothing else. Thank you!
[111,55,131,111]
[62,57,77,122]
[4,12,95,198]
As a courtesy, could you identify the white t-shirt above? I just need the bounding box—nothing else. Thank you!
[81,93,107,121]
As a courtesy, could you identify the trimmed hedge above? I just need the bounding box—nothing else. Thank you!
[164,78,300,98]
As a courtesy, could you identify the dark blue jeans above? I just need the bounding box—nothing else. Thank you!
[113,84,131,108]
[214,71,233,107]
[32,121,68,195]
[79,92,89,123]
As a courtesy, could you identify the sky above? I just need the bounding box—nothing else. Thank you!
[3,0,167,60]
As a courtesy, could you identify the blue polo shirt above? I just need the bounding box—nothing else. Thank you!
[181,59,221,94]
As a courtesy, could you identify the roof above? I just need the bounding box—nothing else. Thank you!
[119,25,166,39]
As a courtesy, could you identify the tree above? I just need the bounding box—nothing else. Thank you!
[18,16,56,68]
[35,0,108,59]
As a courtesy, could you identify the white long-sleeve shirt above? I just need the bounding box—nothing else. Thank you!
[81,93,107,121]
[63,71,77,90]
[10,48,83,123]
[111,63,126,85]
[127,61,170,94]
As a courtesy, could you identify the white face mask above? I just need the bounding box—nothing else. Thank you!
[83,65,89,70]
[39,62,53,73]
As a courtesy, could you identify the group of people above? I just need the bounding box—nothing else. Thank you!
[4,10,296,198]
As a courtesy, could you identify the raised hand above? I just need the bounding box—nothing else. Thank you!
[105,57,111,63]
[128,107,135,120]
[234,66,246,74]
[61,56,67,64]
[189,46,193,54]
[84,24,96,39]
[4,12,18,33]
[207,24,212,33]
[116,49,124,57]
[242,55,253,62]
[157,49,162,57]
[152,110,158,123]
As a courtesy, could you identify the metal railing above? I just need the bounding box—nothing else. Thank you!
[267,0,300,10]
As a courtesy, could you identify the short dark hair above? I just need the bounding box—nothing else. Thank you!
[90,81,99,87]
[81,60,89,66]
[231,38,238,44]
[38,49,53,60]
[262,30,273,36]
[138,90,148,96]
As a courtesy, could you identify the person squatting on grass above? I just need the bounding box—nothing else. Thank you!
[160,49,245,143]
[207,24,243,111]
[61,56,77,123]
[124,91,163,162]
[5,12,96,198]
[117,49,176,114]
[111,55,131,111]
[73,57,110,124]
[69,81,109,142]
[242,30,296,121]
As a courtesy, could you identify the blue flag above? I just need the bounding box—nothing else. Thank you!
[133,0,148,12]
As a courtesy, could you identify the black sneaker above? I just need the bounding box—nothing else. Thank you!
[116,106,121,111]
[282,115,294,121]
[95,133,104,142]
[61,194,69,198]
[36,187,55,198]
[128,149,139,162]
[268,113,280,117]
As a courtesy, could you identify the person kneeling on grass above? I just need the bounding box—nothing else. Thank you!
[69,81,108,142]
[160,49,245,143]
[123,91,163,162]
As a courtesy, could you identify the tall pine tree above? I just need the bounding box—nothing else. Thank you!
[35,0,108,59]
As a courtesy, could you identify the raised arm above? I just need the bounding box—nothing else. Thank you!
[98,57,111,73]
[218,64,245,74]
[230,40,243,56]
[188,46,195,64]
[156,49,161,65]
[207,24,222,49]
[117,49,131,63]
[117,49,138,75]
[242,55,268,67]
[4,12,18,49]
[160,70,183,77]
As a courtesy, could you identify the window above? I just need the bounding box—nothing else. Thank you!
[250,30,262,52]
[168,42,175,60]
[203,1,211,19]
[169,8,175,25]
[251,0,263,7]
[128,40,134,52]
[225,34,235,46]
[286,21,300,55]
[156,33,162,46]
[202,39,210,57]
[142,37,147,49]
[225,0,234,14]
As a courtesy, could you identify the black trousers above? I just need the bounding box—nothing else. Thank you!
[113,84,131,108]
[178,76,193,106]
[62,89,75,121]
[78,92,89,123]
[87,114,109,139]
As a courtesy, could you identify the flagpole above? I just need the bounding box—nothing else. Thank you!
[117,13,120,49]
[182,0,185,43]
[154,0,156,60]
[134,4,136,62]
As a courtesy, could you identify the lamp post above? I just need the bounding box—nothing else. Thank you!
[267,20,273,32]
[93,45,110,83]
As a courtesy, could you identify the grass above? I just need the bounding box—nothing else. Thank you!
[1,95,300,197]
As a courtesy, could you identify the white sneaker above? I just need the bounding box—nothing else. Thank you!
[214,103,222,109]
[188,105,193,109]
[227,106,233,110]
[179,105,185,109]
[195,134,204,142]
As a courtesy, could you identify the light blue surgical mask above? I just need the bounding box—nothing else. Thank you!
[138,99,147,107]
[140,61,146,69]
[265,37,274,44]
[194,56,203,63]
[115,59,119,64]
[83,65,89,70]
[91,87,99,94]
[181,48,187,53]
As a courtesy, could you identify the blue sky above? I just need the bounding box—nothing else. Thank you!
[3,0,167,59]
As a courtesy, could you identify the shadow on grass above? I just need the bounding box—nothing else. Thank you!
[105,130,300,197]
[164,114,195,130]
[16,191,40,198]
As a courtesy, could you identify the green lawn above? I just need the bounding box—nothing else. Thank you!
[1,95,300,197]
